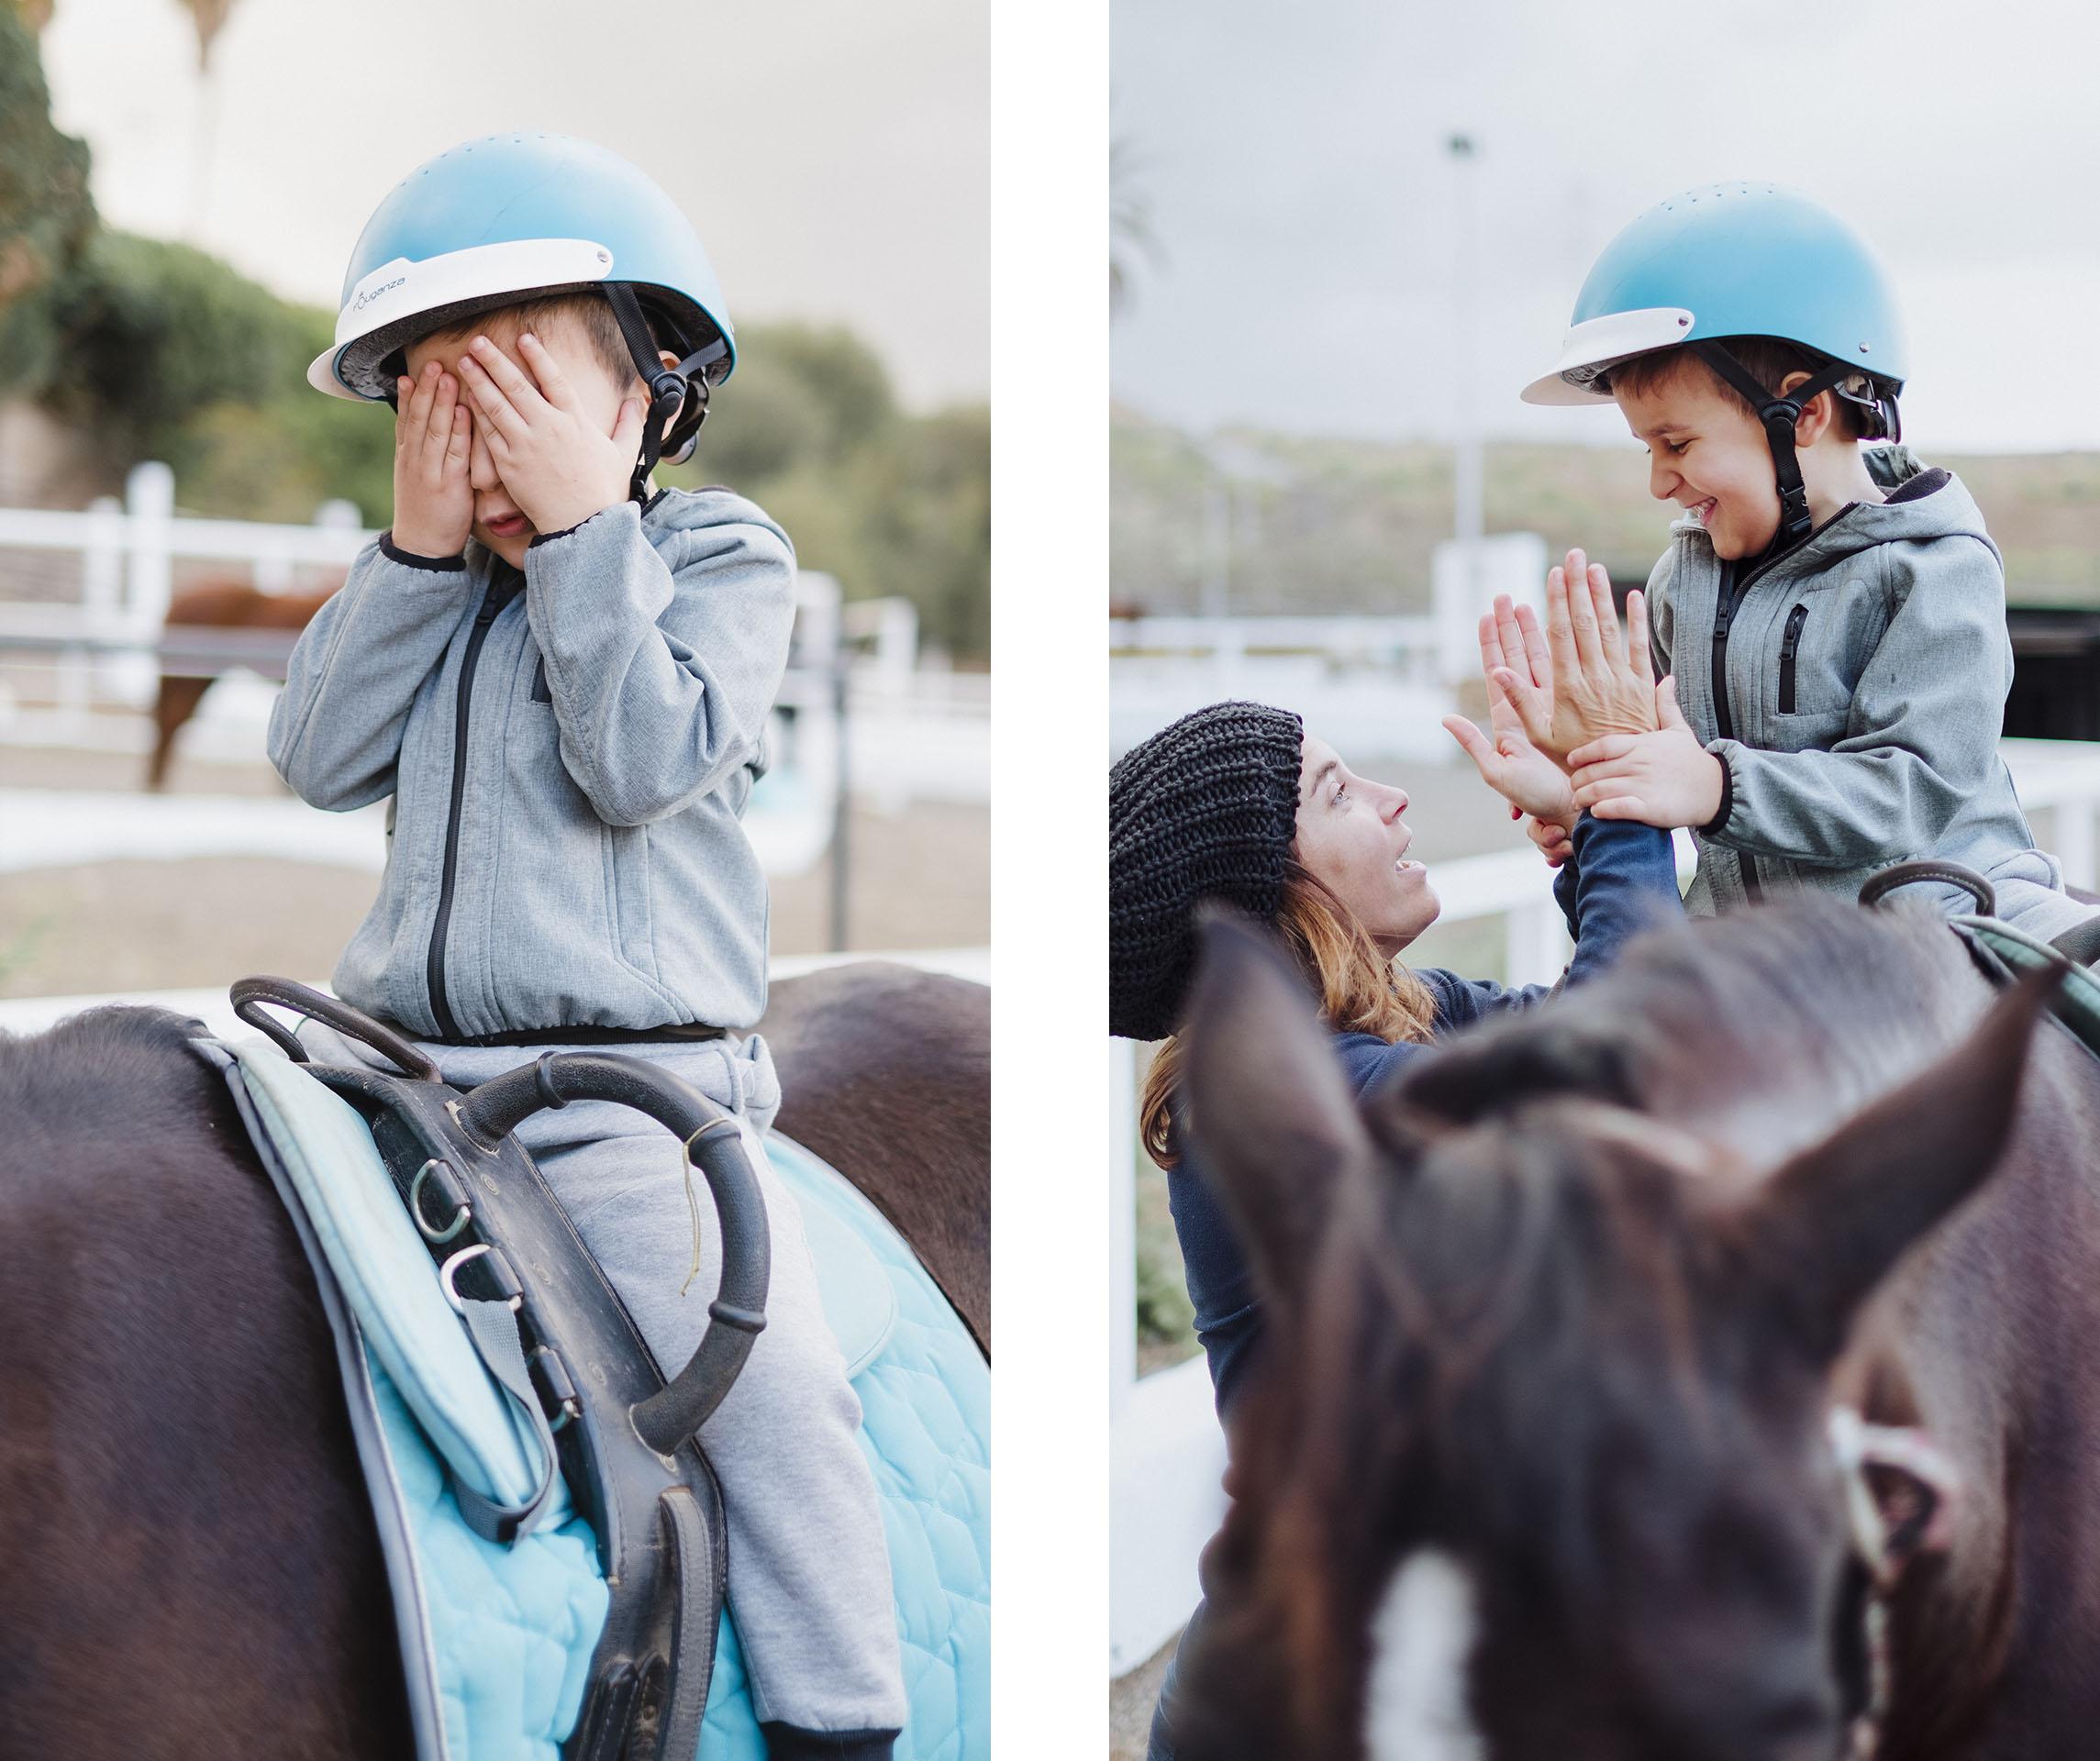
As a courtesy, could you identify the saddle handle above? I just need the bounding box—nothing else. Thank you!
[1859,860,1997,918]
[230,976,442,1082]
[453,1052,771,1456]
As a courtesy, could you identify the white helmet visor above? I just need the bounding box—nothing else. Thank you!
[1520,306,1697,406]
[308,238,617,401]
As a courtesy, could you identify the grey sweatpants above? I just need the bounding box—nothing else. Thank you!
[300,1020,906,1740]
[1878,845,2100,949]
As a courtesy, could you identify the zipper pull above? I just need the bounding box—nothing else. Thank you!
[1780,603,1809,654]
[1778,603,1809,714]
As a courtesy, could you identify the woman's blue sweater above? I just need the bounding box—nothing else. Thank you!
[1165,813,1683,1419]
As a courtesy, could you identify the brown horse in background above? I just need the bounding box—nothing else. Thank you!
[149,580,336,790]
[1172,899,2100,1761]
[0,960,988,1757]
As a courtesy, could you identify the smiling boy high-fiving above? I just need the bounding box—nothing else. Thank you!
[272,135,906,1758]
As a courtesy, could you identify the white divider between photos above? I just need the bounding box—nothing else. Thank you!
[1109,738,2100,1676]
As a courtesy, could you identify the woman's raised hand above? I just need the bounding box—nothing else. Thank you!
[1503,548,1658,758]
[1442,670,1579,829]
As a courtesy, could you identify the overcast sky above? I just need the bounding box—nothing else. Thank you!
[41,0,987,409]
[1113,0,2100,451]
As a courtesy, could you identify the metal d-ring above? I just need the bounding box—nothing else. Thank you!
[440,1243,522,1315]
[410,1159,472,1245]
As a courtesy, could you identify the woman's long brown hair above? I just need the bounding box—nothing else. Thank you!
[1139,856,1438,1168]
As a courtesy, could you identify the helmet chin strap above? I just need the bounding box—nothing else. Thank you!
[1691,341,1855,552]
[602,282,729,504]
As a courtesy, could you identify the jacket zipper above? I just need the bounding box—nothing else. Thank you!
[1778,603,1809,714]
[1703,509,1862,904]
[426,579,513,1040]
[1708,561,1761,901]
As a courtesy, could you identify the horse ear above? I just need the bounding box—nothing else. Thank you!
[1393,1012,1639,1124]
[1180,906,1379,1314]
[1732,969,2057,1361]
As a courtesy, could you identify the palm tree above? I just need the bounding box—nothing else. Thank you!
[173,0,238,239]
[1110,130,1161,317]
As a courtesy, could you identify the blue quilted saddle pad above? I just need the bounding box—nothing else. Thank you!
[218,1036,988,1761]
[705,1135,991,1760]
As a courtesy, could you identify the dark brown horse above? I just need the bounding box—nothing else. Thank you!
[149,581,336,790]
[1172,899,2100,1761]
[0,961,987,1757]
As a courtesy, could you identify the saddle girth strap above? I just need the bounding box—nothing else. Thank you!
[655,1487,719,1760]
[2050,914,2100,969]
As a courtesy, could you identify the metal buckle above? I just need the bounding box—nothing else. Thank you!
[529,1346,582,1433]
[410,1158,472,1245]
[440,1243,523,1314]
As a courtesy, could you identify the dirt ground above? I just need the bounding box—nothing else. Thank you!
[0,747,987,997]
[1111,1634,1178,1759]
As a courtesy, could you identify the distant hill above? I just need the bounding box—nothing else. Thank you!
[1111,405,2100,616]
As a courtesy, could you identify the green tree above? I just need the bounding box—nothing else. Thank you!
[0,5,95,394]
[43,229,305,467]
[668,323,989,660]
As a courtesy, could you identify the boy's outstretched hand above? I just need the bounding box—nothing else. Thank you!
[1569,673,1726,829]
[1443,672,1579,830]
[454,332,647,535]
[391,360,474,559]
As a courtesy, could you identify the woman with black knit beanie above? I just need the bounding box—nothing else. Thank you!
[1116,612,1687,1761]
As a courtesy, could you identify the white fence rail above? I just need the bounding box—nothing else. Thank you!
[0,460,916,683]
[1108,737,2100,1676]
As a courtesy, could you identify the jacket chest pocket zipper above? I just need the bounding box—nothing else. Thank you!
[1778,603,1809,714]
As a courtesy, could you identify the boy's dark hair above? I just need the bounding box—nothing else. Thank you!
[1601,336,1869,441]
[409,291,663,389]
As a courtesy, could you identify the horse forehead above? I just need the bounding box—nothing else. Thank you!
[1363,1548,1487,1761]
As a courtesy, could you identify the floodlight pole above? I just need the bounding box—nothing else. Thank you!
[1449,134,1483,581]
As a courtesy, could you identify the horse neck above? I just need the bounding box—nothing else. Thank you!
[1616,924,2100,1740]
[1838,1033,2100,1747]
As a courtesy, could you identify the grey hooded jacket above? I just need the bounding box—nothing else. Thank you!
[1648,446,2058,920]
[269,487,795,1038]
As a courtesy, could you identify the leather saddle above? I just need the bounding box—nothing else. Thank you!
[228,976,770,1761]
[1860,860,2100,1060]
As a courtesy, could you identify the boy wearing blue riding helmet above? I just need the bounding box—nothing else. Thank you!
[1514,182,2099,946]
[270,134,905,1756]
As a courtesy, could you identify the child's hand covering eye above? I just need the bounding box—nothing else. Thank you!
[454,333,647,534]
[391,362,474,559]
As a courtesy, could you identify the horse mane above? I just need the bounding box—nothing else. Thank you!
[0,1004,234,1152]
[1399,895,1990,1159]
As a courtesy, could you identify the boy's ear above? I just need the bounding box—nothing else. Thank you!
[1779,371,1838,447]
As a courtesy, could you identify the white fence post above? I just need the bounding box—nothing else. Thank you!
[82,494,123,623]
[1504,895,1572,988]
[109,461,176,707]
[124,460,175,631]
[73,493,127,716]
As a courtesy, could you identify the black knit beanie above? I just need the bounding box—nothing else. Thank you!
[1109,700,1305,1041]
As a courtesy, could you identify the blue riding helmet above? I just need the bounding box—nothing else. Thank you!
[1521,183,1908,548]
[309,133,735,493]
